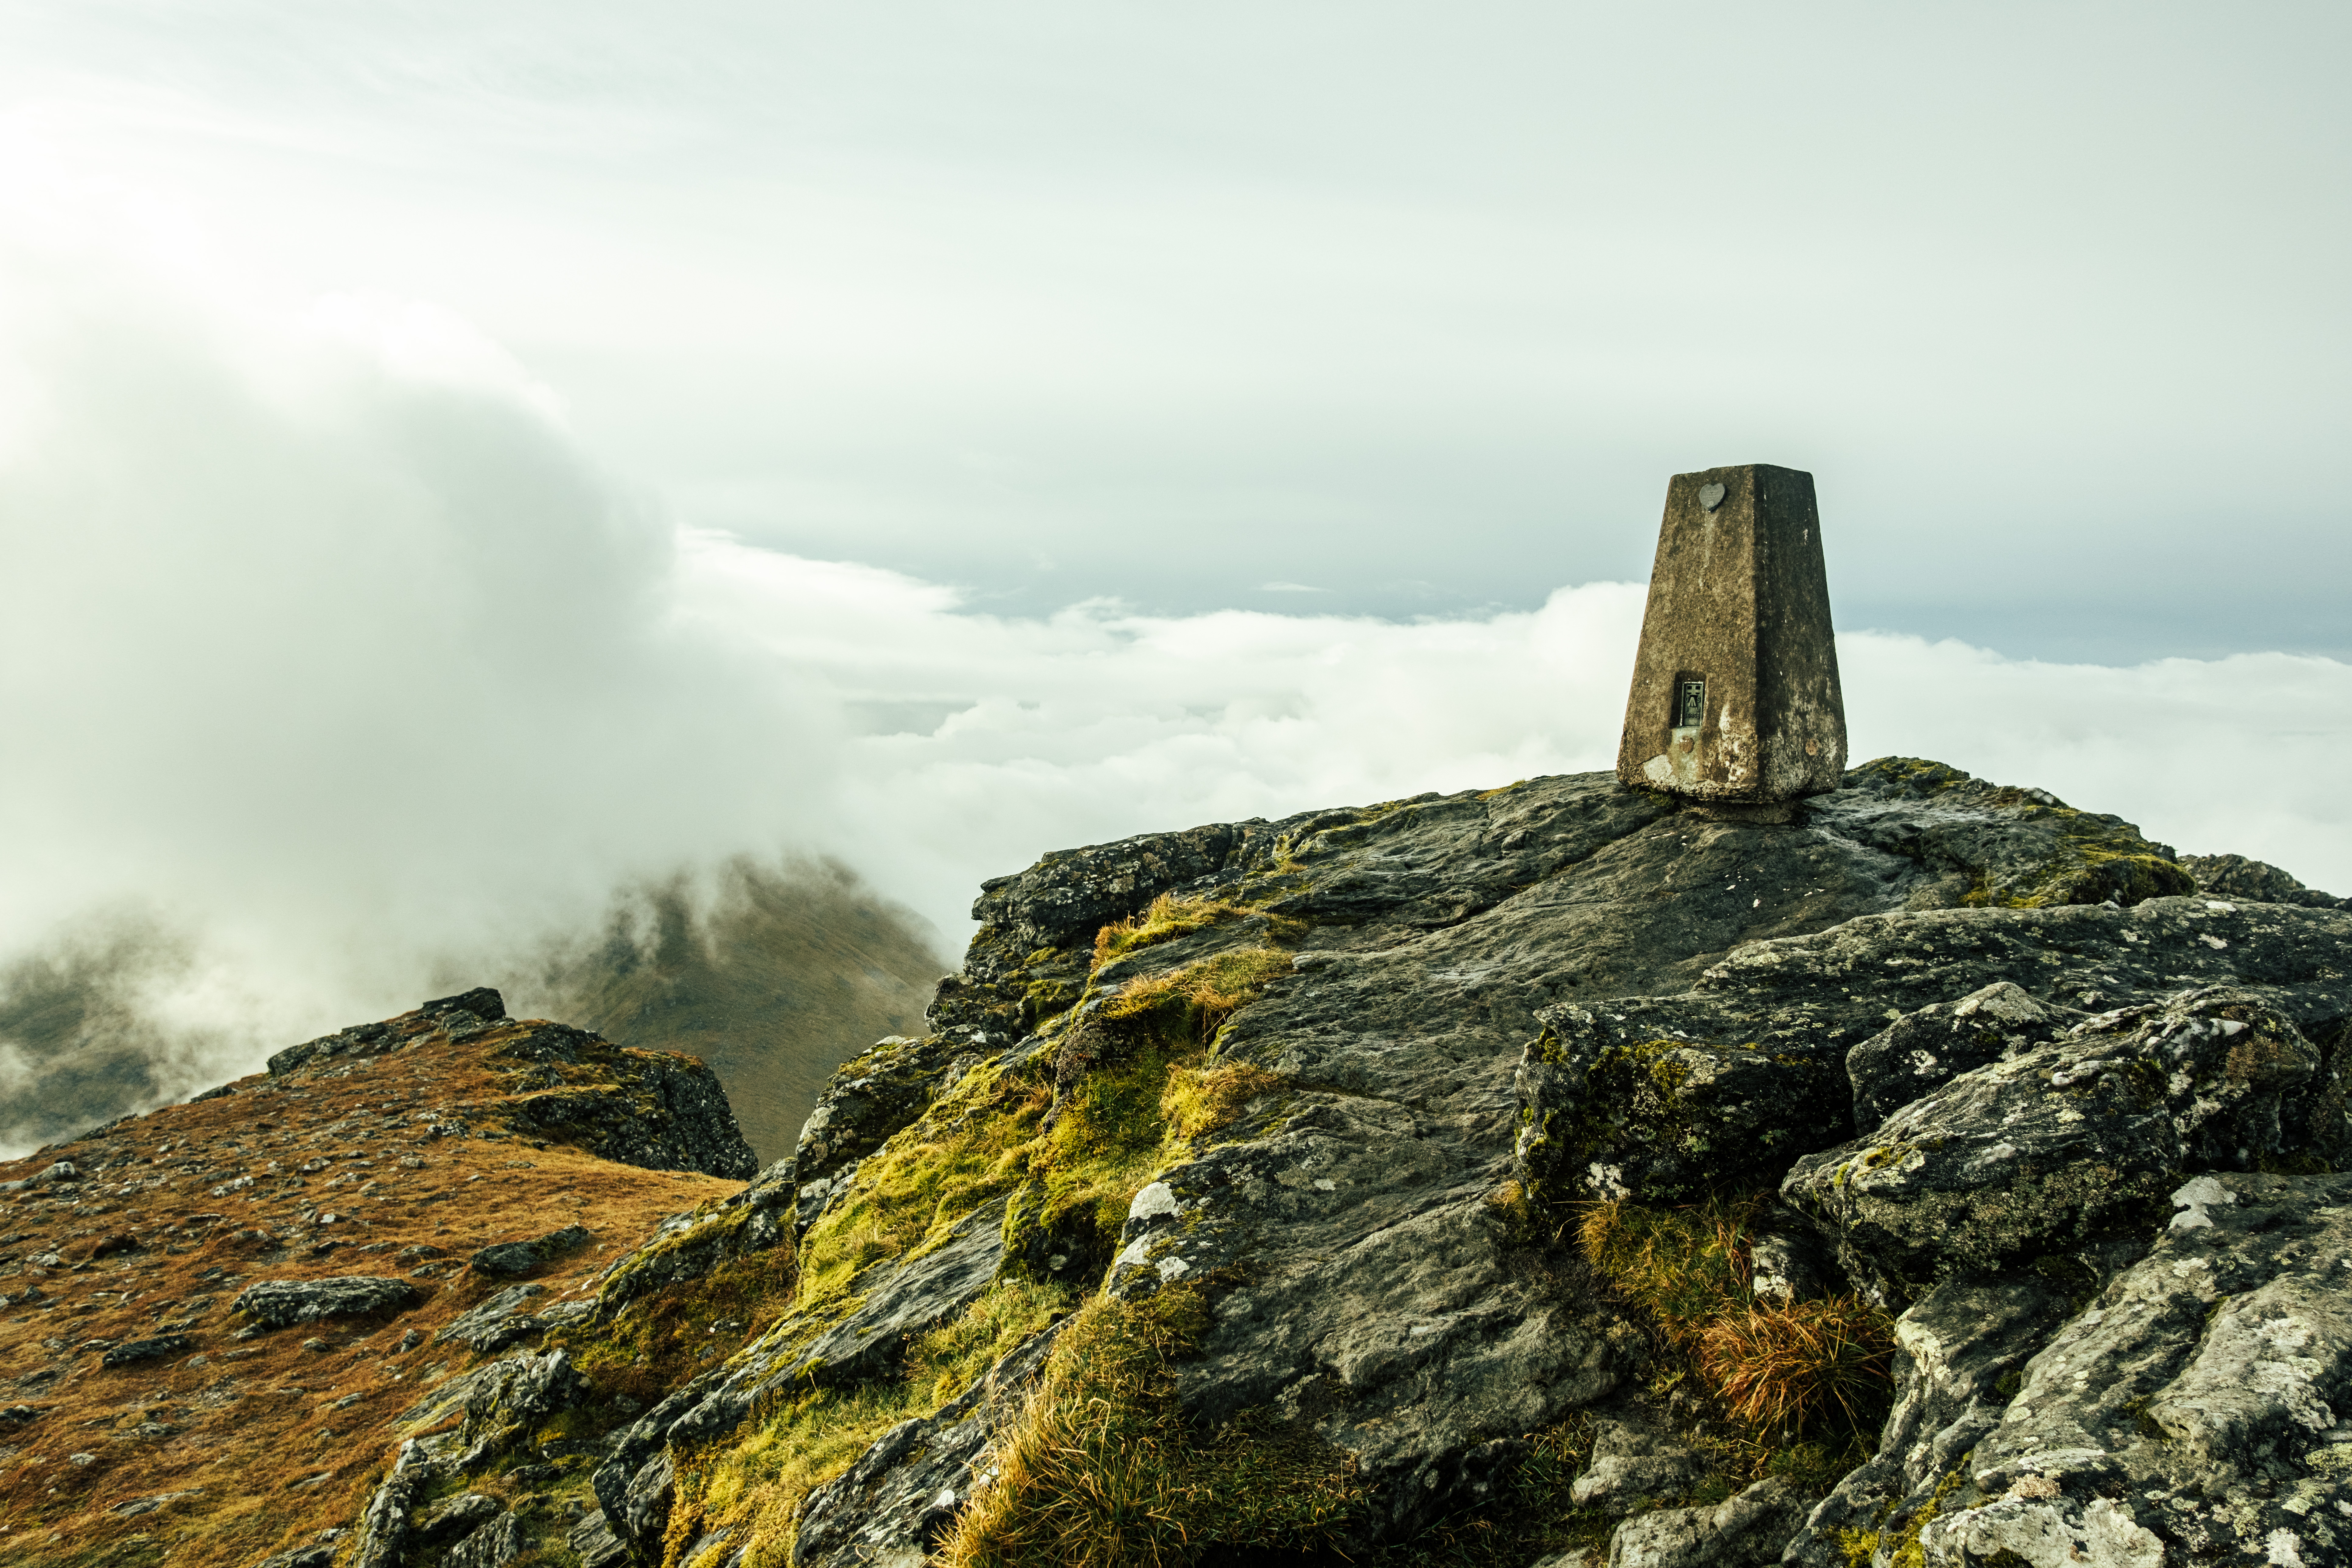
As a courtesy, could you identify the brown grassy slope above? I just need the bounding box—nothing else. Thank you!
[0,1017,744,1568]
[512,860,947,1166]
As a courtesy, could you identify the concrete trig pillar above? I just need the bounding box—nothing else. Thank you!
[1615,464,1846,808]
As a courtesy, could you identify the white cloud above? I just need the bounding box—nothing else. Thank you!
[675,537,2352,932]
[0,152,2346,1156]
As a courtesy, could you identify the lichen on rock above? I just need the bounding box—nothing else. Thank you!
[300,759,2352,1568]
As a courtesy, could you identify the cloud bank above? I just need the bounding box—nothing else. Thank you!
[2,180,2347,1155]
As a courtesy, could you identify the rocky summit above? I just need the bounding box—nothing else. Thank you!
[5,758,2350,1568]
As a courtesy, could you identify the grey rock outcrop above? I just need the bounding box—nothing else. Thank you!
[568,758,2352,1565]
[469,1223,593,1277]
[100,1332,194,1367]
[1782,1275,2068,1565]
[592,1197,1014,1561]
[2184,851,2345,909]
[1846,980,2075,1134]
[1569,1420,1709,1514]
[455,1347,581,1467]
[268,988,508,1075]
[1783,989,2337,1296]
[791,1322,1065,1568]
[789,1033,968,1232]
[441,1511,523,1567]
[437,1284,549,1353]
[1605,1476,1807,1566]
[1915,1171,2352,1566]
[233,1276,425,1327]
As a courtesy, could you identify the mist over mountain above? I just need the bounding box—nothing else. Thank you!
[506,859,946,1165]
[0,861,944,1163]
[2,121,2348,1170]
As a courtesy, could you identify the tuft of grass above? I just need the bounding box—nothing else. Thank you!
[1160,1059,1288,1146]
[1577,1197,1758,1344]
[1094,894,1249,970]
[1099,947,1295,1047]
[685,1276,1071,1566]
[1577,1197,1893,1444]
[1699,1299,1896,1435]
[940,1286,1361,1568]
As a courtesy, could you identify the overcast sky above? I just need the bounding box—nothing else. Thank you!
[3,4,2348,1134]
[6,2,2347,658]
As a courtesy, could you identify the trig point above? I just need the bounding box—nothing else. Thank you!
[1615,463,1846,809]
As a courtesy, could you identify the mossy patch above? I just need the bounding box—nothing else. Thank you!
[1847,757,2193,909]
[1579,1198,1894,1444]
[677,1277,1071,1566]
[644,944,1299,1566]
[1093,892,1250,969]
[940,1286,1363,1568]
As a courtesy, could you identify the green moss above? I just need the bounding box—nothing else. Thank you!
[1884,1460,1971,1568]
[651,941,1305,1567]
[1849,758,2194,908]
[562,1249,797,1409]
[794,1057,1047,1307]
[1839,1526,1883,1566]
[941,1286,1364,1568]
[1092,892,1248,970]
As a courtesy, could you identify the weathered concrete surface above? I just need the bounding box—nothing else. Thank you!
[1615,464,1845,804]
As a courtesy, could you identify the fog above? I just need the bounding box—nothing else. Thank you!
[4,6,2349,1155]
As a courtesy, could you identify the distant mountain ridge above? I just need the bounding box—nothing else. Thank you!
[0,859,946,1167]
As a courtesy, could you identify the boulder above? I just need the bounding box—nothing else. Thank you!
[437,1284,548,1353]
[442,1512,523,1568]
[469,1224,593,1277]
[1604,1477,1808,1567]
[1515,1005,1848,1205]
[0,1159,78,1194]
[100,1333,194,1368]
[1568,1421,1710,1514]
[567,1511,631,1568]
[1846,981,2077,1134]
[1783,989,2331,1295]
[456,1349,582,1467]
[2183,851,2344,909]
[233,1276,424,1328]
[414,1492,502,1548]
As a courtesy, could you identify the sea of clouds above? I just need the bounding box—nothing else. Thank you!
[3,172,2347,1156]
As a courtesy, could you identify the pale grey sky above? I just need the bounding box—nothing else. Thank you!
[4,3,2350,1141]
[5,1,2345,659]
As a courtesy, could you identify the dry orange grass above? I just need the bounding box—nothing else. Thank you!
[0,1020,746,1568]
[1698,1298,1894,1435]
[1577,1197,1893,1440]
